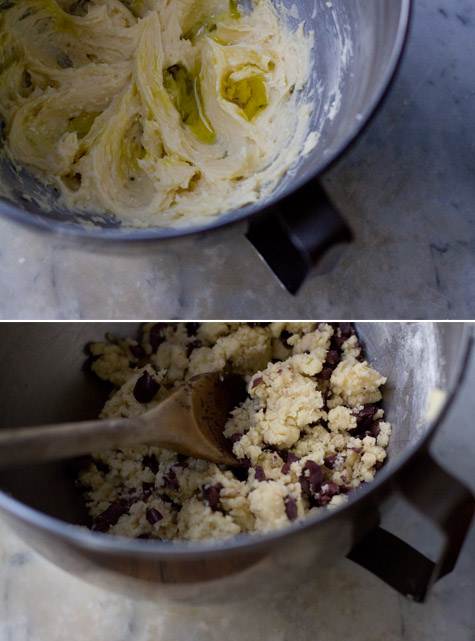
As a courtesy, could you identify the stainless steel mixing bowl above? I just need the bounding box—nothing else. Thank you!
[0,322,473,605]
[0,0,411,292]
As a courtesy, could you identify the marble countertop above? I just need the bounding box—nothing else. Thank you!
[0,0,474,320]
[1,335,474,641]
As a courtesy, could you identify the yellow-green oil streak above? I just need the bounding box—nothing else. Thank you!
[229,0,241,19]
[223,73,268,121]
[163,64,215,144]
[68,111,100,139]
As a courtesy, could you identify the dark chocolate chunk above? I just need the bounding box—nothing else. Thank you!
[92,499,132,532]
[331,335,346,350]
[330,323,355,350]
[329,325,346,348]
[299,461,323,498]
[184,322,199,336]
[146,508,163,525]
[339,323,352,337]
[285,496,298,521]
[280,330,292,349]
[325,350,340,367]
[281,453,300,475]
[172,459,189,470]
[161,494,182,511]
[321,481,340,496]
[371,420,381,437]
[264,445,286,461]
[186,339,202,357]
[349,404,379,435]
[130,344,146,359]
[133,370,160,403]
[239,456,252,468]
[202,483,223,511]
[162,467,179,491]
[185,322,200,336]
[323,453,338,469]
[316,347,340,379]
[142,454,159,475]
[361,420,382,440]
[316,367,333,380]
[251,377,263,389]
[254,466,266,482]
[355,404,378,419]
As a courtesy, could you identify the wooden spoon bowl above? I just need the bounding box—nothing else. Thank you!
[0,373,247,468]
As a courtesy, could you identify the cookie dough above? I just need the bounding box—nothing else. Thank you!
[0,0,314,227]
[77,322,392,542]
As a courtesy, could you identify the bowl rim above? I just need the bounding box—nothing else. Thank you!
[0,321,472,560]
[0,0,412,242]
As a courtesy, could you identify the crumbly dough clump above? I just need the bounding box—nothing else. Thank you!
[78,323,391,541]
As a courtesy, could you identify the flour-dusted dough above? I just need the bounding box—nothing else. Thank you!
[78,323,392,541]
[0,0,313,227]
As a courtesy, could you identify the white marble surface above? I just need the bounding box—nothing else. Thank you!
[1,334,474,641]
[0,0,474,320]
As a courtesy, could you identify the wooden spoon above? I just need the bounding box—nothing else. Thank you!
[0,372,247,468]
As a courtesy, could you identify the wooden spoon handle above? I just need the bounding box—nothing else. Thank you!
[0,417,146,467]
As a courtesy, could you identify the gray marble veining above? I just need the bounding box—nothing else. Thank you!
[1,331,474,641]
[0,0,474,320]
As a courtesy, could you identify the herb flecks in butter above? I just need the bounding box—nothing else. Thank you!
[17,0,78,37]
[119,0,143,18]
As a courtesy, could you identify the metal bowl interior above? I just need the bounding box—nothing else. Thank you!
[0,0,410,240]
[0,322,469,546]
[0,322,470,603]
